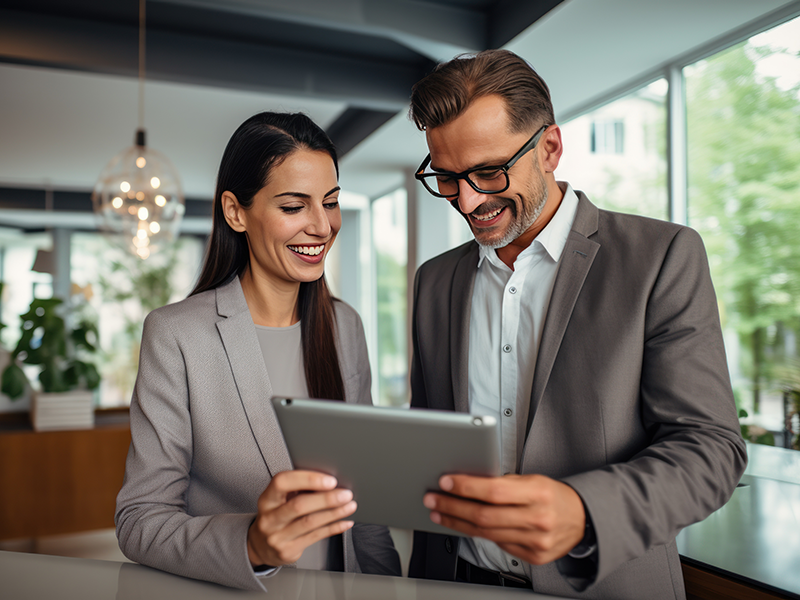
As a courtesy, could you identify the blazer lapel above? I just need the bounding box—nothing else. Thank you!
[450,244,479,413]
[525,194,600,437]
[215,277,293,477]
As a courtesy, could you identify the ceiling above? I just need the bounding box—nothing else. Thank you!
[0,0,798,231]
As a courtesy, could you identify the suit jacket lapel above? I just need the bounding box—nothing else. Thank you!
[450,243,479,414]
[525,194,600,437]
[215,277,293,477]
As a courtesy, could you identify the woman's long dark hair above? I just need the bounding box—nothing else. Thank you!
[191,112,345,402]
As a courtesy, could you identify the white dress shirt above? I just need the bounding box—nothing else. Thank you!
[459,182,579,576]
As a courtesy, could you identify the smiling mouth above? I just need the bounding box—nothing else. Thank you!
[288,244,325,256]
[472,207,504,222]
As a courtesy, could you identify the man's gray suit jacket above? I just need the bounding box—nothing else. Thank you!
[408,193,747,600]
[116,276,399,591]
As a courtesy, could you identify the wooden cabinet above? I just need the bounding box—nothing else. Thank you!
[0,410,131,541]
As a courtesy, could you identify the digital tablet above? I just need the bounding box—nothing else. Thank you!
[271,397,501,535]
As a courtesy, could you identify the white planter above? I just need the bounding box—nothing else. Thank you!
[31,390,95,432]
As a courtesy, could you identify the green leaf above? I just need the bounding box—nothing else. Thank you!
[39,364,68,393]
[83,363,101,390]
[1,363,29,400]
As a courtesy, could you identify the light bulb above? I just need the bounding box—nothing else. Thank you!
[138,207,149,220]
[136,157,146,168]
[155,195,166,207]
[112,197,123,209]
[150,177,161,189]
[120,181,131,193]
[149,221,161,234]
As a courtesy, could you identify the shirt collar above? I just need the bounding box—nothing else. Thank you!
[477,181,579,269]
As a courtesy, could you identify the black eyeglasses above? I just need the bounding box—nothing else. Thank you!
[414,125,549,199]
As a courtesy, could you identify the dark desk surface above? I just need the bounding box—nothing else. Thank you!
[677,443,800,598]
[0,551,566,600]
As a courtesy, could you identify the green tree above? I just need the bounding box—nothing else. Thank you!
[687,39,800,412]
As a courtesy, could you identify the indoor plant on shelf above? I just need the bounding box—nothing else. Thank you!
[1,296,100,431]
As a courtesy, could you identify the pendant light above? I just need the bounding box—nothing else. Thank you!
[91,0,184,260]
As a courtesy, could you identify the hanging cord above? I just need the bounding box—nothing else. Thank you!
[137,0,146,144]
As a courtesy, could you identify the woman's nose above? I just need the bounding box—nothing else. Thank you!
[306,204,332,237]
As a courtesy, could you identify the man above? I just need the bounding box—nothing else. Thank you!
[407,49,746,599]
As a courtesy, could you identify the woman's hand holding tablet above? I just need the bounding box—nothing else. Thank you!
[246,470,357,568]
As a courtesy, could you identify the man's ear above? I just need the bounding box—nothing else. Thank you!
[539,125,564,174]
[221,191,247,232]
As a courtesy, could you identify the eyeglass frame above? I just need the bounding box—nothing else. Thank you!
[414,124,550,199]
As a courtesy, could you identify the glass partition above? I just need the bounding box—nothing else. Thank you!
[686,15,800,441]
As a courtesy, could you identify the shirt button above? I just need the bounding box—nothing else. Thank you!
[503,344,512,353]
[511,559,519,567]
[504,408,513,417]
[509,286,517,294]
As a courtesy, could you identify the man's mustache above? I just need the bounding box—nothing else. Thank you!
[449,197,517,219]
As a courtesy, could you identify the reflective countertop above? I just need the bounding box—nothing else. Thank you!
[0,551,566,600]
[677,443,800,598]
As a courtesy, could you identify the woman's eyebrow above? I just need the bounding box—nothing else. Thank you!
[274,191,311,199]
[274,186,340,200]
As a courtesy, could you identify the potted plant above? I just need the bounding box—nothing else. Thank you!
[1,296,100,431]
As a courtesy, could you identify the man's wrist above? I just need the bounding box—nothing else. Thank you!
[567,517,597,559]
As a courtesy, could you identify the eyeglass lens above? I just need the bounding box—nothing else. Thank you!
[432,168,509,197]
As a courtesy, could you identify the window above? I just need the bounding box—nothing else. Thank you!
[70,233,204,407]
[686,15,800,439]
[558,79,668,220]
[590,120,625,154]
[372,189,408,407]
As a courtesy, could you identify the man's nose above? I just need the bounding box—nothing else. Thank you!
[456,180,488,215]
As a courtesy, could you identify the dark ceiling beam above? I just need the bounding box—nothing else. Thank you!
[489,0,565,48]
[0,8,422,111]
[0,187,212,218]
[153,0,486,60]
[326,108,398,158]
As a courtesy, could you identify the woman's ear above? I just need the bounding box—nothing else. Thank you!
[222,191,247,232]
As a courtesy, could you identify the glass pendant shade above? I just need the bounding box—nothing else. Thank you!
[92,129,185,259]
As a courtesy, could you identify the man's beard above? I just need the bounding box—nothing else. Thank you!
[458,169,549,249]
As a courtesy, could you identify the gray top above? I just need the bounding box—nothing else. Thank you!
[254,321,329,572]
[254,322,308,399]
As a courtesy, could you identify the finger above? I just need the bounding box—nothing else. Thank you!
[430,508,539,545]
[439,474,543,505]
[424,492,547,530]
[251,499,357,562]
[262,488,354,532]
[259,470,339,512]
[278,500,358,542]
[266,519,356,566]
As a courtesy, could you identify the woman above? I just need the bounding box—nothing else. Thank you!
[115,112,401,590]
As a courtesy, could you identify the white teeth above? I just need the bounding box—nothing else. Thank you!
[474,207,503,221]
[288,245,324,256]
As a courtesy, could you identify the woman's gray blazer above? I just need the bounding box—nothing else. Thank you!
[116,276,400,590]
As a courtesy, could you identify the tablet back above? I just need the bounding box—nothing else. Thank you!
[271,397,500,535]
